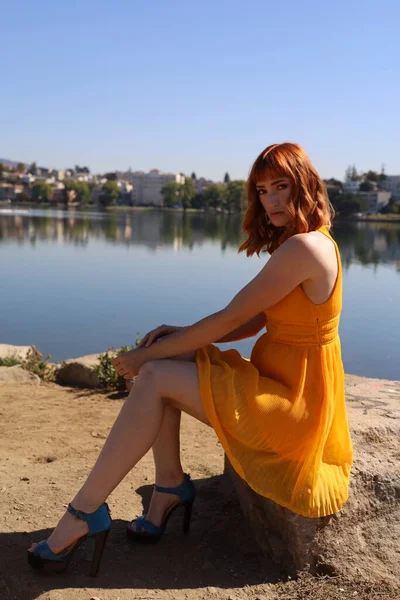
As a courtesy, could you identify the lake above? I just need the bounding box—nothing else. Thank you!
[1,208,399,380]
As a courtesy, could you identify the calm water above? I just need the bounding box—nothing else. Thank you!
[1,208,399,380]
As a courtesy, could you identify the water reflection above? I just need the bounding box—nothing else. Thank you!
[0,210,243,252]
[1,209,399,271]
[333,221,400,271]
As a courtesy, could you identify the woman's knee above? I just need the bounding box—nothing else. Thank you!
[137,360,159,381]
[136,360,176,398]
[138,358,189,394]
[126,361,160,397]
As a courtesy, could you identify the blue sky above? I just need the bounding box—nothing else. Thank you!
[1,0,399,181]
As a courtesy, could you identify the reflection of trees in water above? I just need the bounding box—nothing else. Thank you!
[332,221,400,270]
[158,212,244,251]
[0,211,399,270]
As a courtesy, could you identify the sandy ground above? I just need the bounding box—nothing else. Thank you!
[0,382,398,600]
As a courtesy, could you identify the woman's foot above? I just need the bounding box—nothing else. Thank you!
[28,507,92,555]
[27,503,112,576]
[128,473,185,532]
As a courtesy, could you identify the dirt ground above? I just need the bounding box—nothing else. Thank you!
[0,382,398,600]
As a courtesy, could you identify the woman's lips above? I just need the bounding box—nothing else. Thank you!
[270,211,284,216]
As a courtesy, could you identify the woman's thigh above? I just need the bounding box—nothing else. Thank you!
[139,359,210,427]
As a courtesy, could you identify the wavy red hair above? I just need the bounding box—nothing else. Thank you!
[239,143,335,256]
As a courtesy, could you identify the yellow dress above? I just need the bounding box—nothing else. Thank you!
[195,225,353,518]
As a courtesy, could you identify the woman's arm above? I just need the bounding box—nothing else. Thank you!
[112,235,319,377]
[137,309,242,363]
[215,312,266,343]
[137,236,317,361]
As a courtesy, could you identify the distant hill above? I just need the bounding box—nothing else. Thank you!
[0,159,25,168]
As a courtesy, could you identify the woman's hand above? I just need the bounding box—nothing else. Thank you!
[137,324,183,348]
[112,326,185,379]
[111,348,146,379]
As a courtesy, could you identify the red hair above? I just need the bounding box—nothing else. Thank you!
[239,143,335,256]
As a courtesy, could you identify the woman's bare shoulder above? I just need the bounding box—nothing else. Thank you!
[289,230,335,259]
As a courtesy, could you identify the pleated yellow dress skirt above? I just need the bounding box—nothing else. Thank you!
[195,226,353,518]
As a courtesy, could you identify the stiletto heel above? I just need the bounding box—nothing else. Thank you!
[90,529,110,577]
[127,473,196,544]
[27,502,112,576]
[183,498,194,534]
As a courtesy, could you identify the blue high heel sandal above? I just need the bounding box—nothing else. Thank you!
[127,473,196,544]
[27,502,112,576]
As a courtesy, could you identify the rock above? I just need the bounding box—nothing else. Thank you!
[0,366,40,385]
[91,431,107,439]
[224,374,400,583]
[0,344,33,362]
[55,353,102,388]
[65,353,100,368]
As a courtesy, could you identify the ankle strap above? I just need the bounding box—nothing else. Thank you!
[67,503,90,522]
[154,473,191,495]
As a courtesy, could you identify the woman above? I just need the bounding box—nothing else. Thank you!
[27,142,353,576]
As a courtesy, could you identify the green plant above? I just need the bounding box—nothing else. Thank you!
[0,353,22,367]
[94,333,142,391]
[21,345,55,381]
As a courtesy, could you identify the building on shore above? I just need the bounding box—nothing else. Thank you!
[120,169,185,206]
[359,191,391,213]
[343,181,361,193]
[381,175,400,201]
[0,183,24,201]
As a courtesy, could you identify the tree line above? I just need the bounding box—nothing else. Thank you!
[161,178,247,212]
[1,161,399,215]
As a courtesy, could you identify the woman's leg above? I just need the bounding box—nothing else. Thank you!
[126,405,184,530]
[130,350,196,530]
[30,356,210,554]
[153,406,183,485]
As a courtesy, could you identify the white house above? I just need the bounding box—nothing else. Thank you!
[359,191,391,213]
[343,181,360,193]
[381,175,400,201]
[123,170,185,206]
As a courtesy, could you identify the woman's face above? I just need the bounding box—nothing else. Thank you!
[255,175,292,227]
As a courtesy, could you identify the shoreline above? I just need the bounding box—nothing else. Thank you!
[0,201,211,214]
[335,214,400,223]
[1,201,400,221]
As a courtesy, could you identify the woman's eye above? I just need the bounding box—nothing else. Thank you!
[278,184,288,190]
[258,189,266,195]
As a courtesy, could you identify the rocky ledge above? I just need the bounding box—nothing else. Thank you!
[225,373,400,583]
[0,344,103,388]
